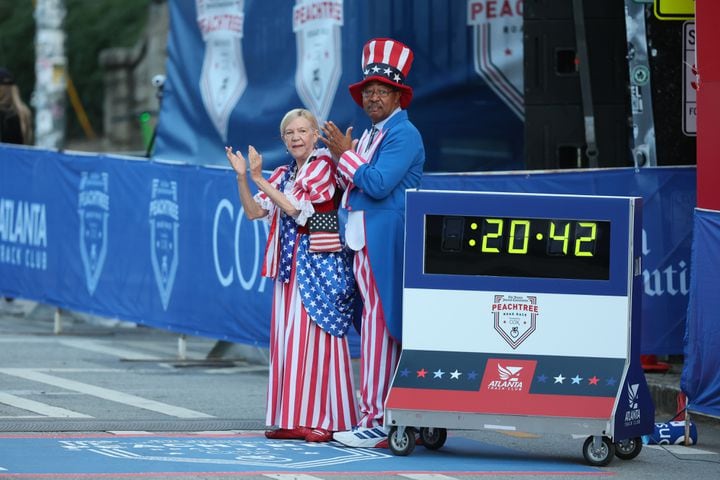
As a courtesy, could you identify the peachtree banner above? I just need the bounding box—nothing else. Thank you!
[153,0,526,172]
[0,145,695,356]
[0,146,273,348]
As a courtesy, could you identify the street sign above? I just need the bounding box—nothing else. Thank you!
[654,0,695,20]
[683,21,697,136]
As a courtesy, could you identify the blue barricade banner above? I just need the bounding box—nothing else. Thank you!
[0,146,274,348]
[0,145,695,356]
[153,0,525,172]
[681,208,720,418]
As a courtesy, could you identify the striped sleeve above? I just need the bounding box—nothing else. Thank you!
[253,166,287,213]
[292,153,336,226]
[337,150,368,184]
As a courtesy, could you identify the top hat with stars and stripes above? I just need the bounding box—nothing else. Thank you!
[349,38,414,109]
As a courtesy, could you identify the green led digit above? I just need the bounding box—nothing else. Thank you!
[481,218,503,253]
[508,220,530,254]
[548,221,570,255]
[574,222,597,257]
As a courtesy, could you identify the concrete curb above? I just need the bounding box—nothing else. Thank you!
[646,370,720,427]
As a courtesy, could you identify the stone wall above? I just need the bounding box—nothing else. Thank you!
[98,0,168,154]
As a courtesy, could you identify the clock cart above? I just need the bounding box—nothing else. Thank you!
[384,190,654,466]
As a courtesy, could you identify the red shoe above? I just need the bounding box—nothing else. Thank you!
[305,428,333,442]
[264,427,311,440]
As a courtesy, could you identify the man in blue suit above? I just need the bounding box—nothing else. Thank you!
[321,37,426,448]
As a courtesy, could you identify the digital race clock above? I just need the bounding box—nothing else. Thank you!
[385,189,653,462]
[424,215,611,279]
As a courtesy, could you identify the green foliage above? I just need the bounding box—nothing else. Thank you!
[0,1,35,102]
[65,0,150,138]
[0,0,151,140]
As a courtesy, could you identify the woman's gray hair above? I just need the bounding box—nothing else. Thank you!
[279,108,319,135]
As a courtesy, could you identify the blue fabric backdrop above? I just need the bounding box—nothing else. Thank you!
[681,209,720,418]
[0,144,696,357]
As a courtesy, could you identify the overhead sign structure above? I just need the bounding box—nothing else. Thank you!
[654,0,695,20]
[385,190,655,466]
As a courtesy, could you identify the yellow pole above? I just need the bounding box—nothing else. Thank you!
[65,72,97,140]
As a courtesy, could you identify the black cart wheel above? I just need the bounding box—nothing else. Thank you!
[419,427,447,450]
[388,426,416,456]
[582,436,615,467]
[614,437,643,460]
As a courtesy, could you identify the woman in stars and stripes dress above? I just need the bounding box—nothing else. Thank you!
[225,108,358,443]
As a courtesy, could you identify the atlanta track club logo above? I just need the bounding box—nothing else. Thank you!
[467,0,524,119]
[488,363,524,391]
[196,0,247,141]
[624,383,641,426]
[293,0,344,123]
[492,294,538,349]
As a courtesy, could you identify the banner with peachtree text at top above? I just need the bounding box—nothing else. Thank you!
[153,0,526,173]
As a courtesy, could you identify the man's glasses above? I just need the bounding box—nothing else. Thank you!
[361,88,394,99]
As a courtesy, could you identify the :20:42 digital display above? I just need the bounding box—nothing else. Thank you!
[424,215,611,280]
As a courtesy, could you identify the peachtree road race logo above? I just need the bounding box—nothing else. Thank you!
[78,172,110,295]
[293,0,344,123]
[58,438,390,468]
[197,0,247,141]
[149,179,180,310]
[467,0,524,119]
[624,383,641,426]
[492,294,537,349]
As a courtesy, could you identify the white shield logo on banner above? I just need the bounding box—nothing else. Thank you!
[197,0,247,141]
[492,294,537,349]
[467,0,524,119]
[149,179,180,311]
[293,0,344,123]
[78,172,110,296]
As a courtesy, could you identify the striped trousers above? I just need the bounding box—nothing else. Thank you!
[354,247,401,428]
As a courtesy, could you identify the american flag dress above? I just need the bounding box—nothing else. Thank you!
[254,149,359,432]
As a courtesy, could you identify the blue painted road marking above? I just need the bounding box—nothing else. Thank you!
[0,434,602,476]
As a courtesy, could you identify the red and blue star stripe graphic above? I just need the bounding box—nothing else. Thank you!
[386,350,625,419]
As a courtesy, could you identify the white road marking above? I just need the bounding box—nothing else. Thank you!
[0,336,208,362]
[0,337,54,343]
[0,415,52,419]
[58,338,161,360]
[0,391,92,418]
[0,368,213,418]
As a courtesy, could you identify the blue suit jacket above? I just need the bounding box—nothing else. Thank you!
[344,110,425,342]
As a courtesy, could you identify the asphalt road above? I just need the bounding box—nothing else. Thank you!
[1,299,719,480]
